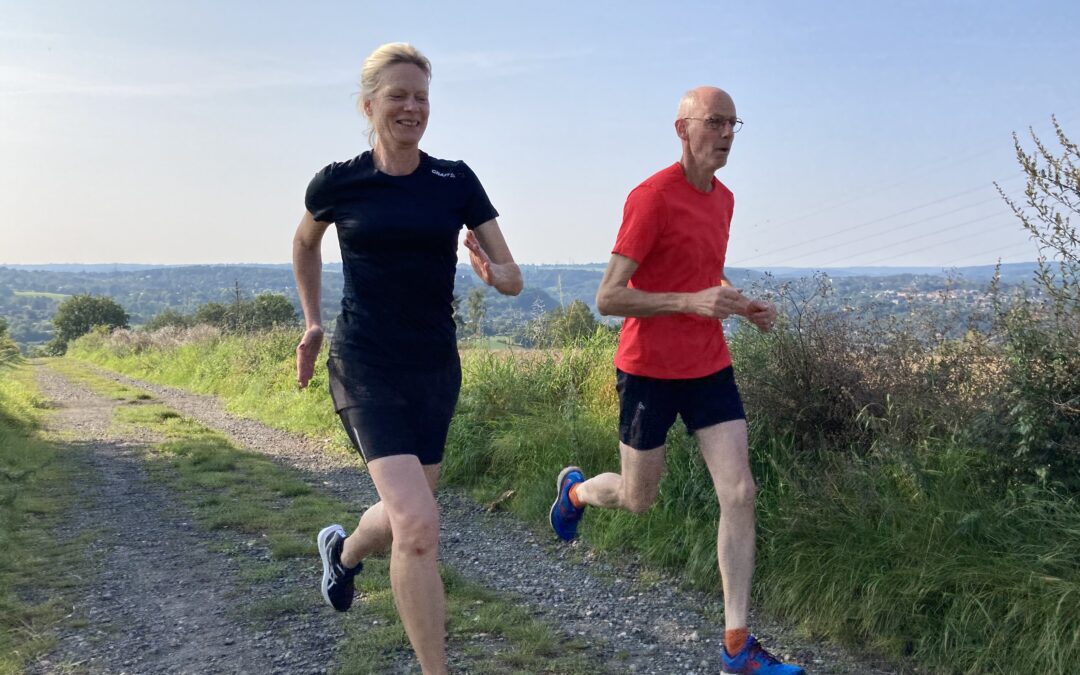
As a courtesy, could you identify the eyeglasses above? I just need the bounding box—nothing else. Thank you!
[682,116,743,133]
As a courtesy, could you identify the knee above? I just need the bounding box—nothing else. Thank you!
[718,475,757,511]
[392,511,440,558]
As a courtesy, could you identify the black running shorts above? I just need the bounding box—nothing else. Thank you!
[327,354,461,466]
[616,365,746,450]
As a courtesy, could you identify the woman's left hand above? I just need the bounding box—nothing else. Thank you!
[464,230,493,282]
[465,230,521,295]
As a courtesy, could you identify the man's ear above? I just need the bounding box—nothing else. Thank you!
[674,118,688,141]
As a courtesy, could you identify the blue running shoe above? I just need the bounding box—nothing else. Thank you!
[722,634,804,674]
[549,466,586,541]
[317,524,362,612]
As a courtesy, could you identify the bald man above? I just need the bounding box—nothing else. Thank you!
[550,88,802,675]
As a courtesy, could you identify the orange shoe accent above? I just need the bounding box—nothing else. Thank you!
[568,483,585,509]
[725,627,750,657]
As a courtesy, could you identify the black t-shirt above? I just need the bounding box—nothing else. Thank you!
[305,151,498,369]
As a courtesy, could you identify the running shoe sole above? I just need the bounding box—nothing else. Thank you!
[317,523,346,608]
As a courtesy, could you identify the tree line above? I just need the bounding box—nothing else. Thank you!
[42,291,299,355]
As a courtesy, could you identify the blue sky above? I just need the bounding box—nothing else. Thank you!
[2,0,1077,269]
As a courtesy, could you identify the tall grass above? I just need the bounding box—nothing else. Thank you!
[69,326,349,450]
[0,339,19,367]
[68,323,1080,673]
[449,333,1080,673]
[757,439,1080,671]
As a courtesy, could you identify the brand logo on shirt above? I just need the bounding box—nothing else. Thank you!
[430,169,456,178]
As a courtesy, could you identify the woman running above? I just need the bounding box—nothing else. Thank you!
[292,42,522,674]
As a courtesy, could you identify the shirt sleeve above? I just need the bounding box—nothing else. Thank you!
[304,164,337,223]
[612,184,666,264]
[456,162,499,229]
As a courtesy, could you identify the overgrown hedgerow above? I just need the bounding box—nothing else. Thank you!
[730,274,1000,458]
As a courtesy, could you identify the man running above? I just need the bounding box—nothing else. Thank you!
[549,86,802,675]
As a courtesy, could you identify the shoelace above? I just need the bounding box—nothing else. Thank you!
[333,561,358,582]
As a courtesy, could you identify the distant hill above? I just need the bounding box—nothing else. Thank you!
[0,263,558,349]
[757,262,1039,281]
[0,263,299,273]
[0,261,1040,350]
[5,261,1038,283]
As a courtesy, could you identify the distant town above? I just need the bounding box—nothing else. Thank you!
[0,262,1041,352]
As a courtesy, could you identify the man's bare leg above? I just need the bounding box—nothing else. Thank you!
[696,419,756,631]
[573,443,666,513]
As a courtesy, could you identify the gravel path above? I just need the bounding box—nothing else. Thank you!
[28,361,903,674]
[25,363,343,675]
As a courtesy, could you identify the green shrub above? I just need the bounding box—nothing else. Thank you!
[0,328,20,367]
[986,117,1080,489]
[730,274,997,459]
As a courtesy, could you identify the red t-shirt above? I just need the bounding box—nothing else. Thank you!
[612,163,734,379]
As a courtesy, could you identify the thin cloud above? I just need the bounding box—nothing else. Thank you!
[0,63,355,98]
[0,28,66,41]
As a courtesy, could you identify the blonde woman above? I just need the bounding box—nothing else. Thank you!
[293,43,522,674]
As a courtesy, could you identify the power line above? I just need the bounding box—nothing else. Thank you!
[761,210,1015,270]
[731,112,1078,270]
[747,149,1008,233]
[734,173,1025,266]
[811,207,1023,268]
[737,193,1011,268]
[744,110,1080,237]
[836,217,1018,268]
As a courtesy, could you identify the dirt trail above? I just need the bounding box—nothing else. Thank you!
[26,362,900,674]
[25,364,341,674]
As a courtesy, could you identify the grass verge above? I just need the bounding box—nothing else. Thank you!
[0,361,84,675]
[68,329,351,452]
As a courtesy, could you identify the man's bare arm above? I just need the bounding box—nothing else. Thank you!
[595,254,749,319]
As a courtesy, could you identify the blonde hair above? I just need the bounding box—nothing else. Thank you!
[358,42,432,147]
